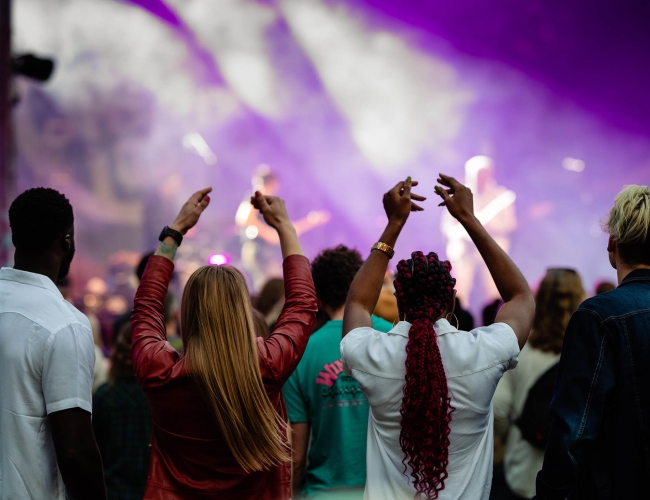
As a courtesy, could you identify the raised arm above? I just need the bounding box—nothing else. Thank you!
[251,192,318,384]
[131,187,211,386]
[342,179,426,337]
[435,174,534,348]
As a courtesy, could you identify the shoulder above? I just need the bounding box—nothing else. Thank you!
[441,322,520,377]
[341,325,406,379]
[371,315,394,333]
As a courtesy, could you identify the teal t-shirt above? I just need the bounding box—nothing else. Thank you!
[283,316,393,498]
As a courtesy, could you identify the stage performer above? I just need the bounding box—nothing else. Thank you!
[235,164,330,290]
[440,156,516,309]
[131,187,317,499]
[341,175,534,499]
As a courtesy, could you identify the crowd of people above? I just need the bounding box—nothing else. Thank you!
[1,174,649,500]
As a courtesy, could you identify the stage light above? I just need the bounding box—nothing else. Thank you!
[208,254,230,266]
[562,157,585,172]
[12,54,54,81]
[183,132,217,165]
[245,225,259,239]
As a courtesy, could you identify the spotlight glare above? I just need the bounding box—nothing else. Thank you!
[208,254,230,266]
[245,225,259,239]
[562,157,585,172]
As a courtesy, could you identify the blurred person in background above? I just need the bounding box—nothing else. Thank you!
[112,251,154,339]
[131,188,317,499]
[236,165,330,290]
[373,270,400,324]
[441,156,516,310]
[535,185,650,500]
[483,298,505,326]
[494,269,585,499]
[341,176,534,500]
[594,280,616,295]
[254,276,286,328]
[58,276,109,392]
[0,188,106,499]
[93,323,152,500]
[283,245,393,499]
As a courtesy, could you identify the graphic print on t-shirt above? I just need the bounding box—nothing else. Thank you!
[316,359,366,411]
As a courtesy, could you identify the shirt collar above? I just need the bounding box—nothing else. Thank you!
[619,268,650,286]
[389,318,458,338]
[0,267,63,298]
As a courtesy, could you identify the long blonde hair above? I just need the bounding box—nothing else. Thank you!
[181,265,289,472]
[528,268,586,354]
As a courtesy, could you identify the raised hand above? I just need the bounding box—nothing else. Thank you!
[250,191,291,230]
[169,187,212,235]
[383,178,426,226]
[435,173,474,222]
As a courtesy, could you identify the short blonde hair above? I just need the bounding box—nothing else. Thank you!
[602,185,650,264]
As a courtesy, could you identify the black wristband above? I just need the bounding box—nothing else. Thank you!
[158,226,183,247]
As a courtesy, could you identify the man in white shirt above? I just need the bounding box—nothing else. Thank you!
[0,188,106,500]
[341,175,534,500]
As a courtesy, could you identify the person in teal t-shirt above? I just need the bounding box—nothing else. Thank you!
[283,246,393,499]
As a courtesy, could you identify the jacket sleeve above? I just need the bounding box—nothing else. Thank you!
[534,309,616,500]
[257,255,317,388]
[130,256,180,389]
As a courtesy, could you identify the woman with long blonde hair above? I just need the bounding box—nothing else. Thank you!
[131,188,317,499]
[493,268,586,499]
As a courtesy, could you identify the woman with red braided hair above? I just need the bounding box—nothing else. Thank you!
[341,175,534,500]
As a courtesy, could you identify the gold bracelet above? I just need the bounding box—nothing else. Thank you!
[371,241,395,259]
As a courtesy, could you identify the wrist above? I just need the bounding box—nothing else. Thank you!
[275,221,296,234]
[457,213,479,228]
[169,222,187,235]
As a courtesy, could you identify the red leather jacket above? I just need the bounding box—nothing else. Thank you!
[131,255,317,499]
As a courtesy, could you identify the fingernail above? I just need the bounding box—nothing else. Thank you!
[406,176,412,183]
[204,195,210,203]
[434,186,441,194]
[255,191,261,197]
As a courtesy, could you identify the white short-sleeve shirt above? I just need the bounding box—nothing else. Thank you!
[340,319,519,500]
[0,268,95,500]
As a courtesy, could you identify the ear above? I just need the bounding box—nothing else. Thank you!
[61,233,72,253]
[607,235,616,253]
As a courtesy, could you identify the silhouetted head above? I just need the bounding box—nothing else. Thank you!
[311,245,363,315]
[393,251,457,499]
[9,187,75,279]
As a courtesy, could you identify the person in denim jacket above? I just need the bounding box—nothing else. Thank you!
[535,185,650,500]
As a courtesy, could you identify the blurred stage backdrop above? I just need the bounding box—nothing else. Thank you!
[11,0,650,315]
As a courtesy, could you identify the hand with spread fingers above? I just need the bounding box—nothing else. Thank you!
[434,173,475,222]
[383,177,427,226]
[170,187,212,235]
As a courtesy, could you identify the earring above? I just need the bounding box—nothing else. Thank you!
[446,312,459,330]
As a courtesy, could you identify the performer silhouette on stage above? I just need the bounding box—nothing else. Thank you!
[235,165,330,290]
[441,156,517,310]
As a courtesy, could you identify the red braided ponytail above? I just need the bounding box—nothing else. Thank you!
[394,251,456,499]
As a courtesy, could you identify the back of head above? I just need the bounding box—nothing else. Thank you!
[393,251,456,499]
[255,278,285,317]
[529,269,585,354]
[9,187,73,255]
[180,265,288,472]
[136,251,155,282]
[109,323,135,381]
[311,244,363,309]
[603,185,650,266]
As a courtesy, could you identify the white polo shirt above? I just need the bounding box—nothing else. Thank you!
[0,268,95,500]
[341,319,519,500]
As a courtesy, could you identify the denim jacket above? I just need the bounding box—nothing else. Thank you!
[535,269,650,500]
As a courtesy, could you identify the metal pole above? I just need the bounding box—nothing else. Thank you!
[0,0,12,267]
